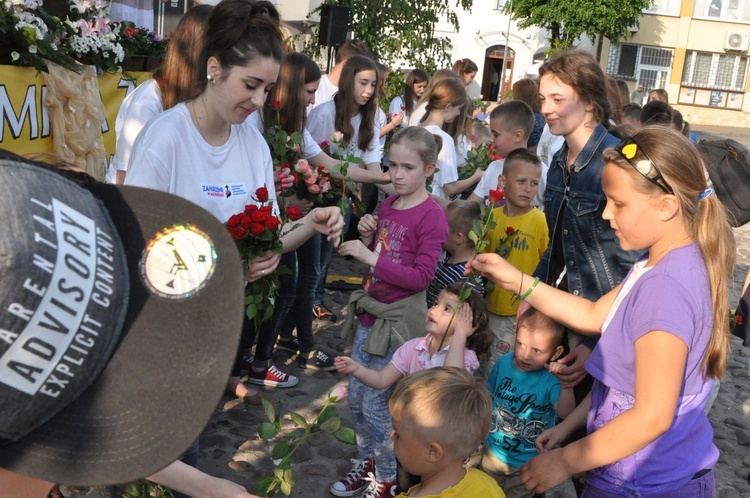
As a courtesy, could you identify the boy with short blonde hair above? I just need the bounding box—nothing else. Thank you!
[481,149,549,376]
[389,367,505,497]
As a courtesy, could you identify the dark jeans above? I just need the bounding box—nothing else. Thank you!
[278,234,320,354]
[314,233,335,306]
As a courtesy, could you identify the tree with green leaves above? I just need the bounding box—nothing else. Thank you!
[504,0,652,49]
[301,0,473,101]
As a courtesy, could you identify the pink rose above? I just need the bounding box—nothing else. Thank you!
[329,384,348,402]
[329,131,344,144]
[307,184,321,194]
[320,180,331,193]
[295,159,311,175]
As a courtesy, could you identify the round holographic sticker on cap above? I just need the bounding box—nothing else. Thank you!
[140,224,218,300]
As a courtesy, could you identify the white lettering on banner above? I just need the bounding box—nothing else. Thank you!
[0,198,113,396]
[0,84,50,142]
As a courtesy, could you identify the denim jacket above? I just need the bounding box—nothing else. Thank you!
[535,124,641,303]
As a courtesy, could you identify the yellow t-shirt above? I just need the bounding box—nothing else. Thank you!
[483,207,549,316]
[396,468,506,497]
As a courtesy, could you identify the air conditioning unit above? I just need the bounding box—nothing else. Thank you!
[725,31,750,52]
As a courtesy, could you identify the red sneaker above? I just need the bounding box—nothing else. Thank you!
[330,457,375,497]
[361,474,397,498]
[248,362,298,388]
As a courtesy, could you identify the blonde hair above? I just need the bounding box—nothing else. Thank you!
[389,367,491,460]
[421,78,467,124]
[414,69,459,108]
[602,126,735,379]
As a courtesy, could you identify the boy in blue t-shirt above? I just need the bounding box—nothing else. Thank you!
[482,308,574,498]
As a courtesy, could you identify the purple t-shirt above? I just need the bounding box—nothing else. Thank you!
[360,195,447,326]
[585,244,717,494]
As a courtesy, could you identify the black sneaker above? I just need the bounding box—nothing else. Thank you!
[298,350,336,371]
[313,304,338,322]
[240,354,254,373]
[275,336,299,353]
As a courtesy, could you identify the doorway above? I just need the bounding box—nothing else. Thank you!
[482,45,515,102]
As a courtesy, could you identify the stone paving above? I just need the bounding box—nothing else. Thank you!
[65,124,750,497]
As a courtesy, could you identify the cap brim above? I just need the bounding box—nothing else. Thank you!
[0,184,244,486]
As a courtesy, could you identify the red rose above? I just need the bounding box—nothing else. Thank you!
[736,315,744,324]
[250,210,266,222]
[506,227,515,236]
[292,172,300,185]
[239,213,253,229]
[317,165,325,173]
[256,187,269,202]
[286,206,302,221]
[124,27,135,37]
[260,206,273,217]
[250,223,265,236]
[227,214,241,227]
[400,105,406,111]
[282,162,290,170]
[272,100,282,110]
[489,189,504,205]
[244,204,258,214]
[228,225,246,240]
[264,216,281,231]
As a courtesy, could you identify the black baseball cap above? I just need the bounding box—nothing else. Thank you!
[0,152,244,485]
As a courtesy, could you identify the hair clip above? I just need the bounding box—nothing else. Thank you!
[698,187,713,201]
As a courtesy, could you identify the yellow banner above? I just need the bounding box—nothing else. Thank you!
[0,65,151,171]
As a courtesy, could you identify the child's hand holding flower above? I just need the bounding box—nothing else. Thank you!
[453,302,475,339]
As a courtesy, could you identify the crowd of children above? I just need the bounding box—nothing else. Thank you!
[85,3,739,496]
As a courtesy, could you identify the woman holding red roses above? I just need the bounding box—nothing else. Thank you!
[125,1,344,402]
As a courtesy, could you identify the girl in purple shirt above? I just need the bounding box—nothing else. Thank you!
[335,127,449,498]
[470,125,734,497]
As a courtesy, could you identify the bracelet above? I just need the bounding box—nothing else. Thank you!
[518,276,539,301]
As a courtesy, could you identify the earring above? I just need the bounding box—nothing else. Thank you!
[207,74,215,84]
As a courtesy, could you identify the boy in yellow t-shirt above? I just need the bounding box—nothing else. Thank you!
[481,148,549,376]
[390,367,505,498]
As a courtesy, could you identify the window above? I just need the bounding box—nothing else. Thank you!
[644,0,681,15]
[495,0,508,9]
[681,51,749,90]
[680,51,748,108]
[693,0,750,22]
[607,44,673,86]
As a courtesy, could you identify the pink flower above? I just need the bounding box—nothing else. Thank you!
[295,159,311,175]
[320,181,331,193]
[307,184,321,194]
[329,131,344,144]
[329,384,348,402]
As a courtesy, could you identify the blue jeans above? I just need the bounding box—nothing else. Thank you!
[582,469,715,498]
[314,232,335,305]
[278,234,320,354]
[348,323,396,481]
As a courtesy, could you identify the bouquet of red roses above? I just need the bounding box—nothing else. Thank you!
[225,187,300,324]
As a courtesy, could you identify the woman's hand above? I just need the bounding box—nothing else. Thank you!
[310,206,345,246]
[391,112,404,127]
[358,214,378,239]
[285,193,314,215]
[274,167,294,194]
[466,253,521,292]
[246,251,281,282]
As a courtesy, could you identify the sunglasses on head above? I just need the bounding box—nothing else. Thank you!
[614,135,674,194]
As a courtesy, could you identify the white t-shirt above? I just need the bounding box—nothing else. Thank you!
[388,95,410,129]
[456,134,470,166]
[108,78,162,182]
[408,102,427,127]
[422,124,458,200]
[307,100,381,165]
[536,124,565,170]
[473,158,505,204]
[125,103,276,223]
[247,112,322,160]
[473,157,546,209]
[376,107,387,158]
[311,74,337,110]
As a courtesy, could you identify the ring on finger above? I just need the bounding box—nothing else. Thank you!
[261,269,266,276]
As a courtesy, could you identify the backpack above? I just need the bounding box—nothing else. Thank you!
[695,138,750,227]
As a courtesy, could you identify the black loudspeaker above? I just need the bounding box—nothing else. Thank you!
[318,5,350,47]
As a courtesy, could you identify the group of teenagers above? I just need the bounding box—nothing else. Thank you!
[14,0,738,496]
